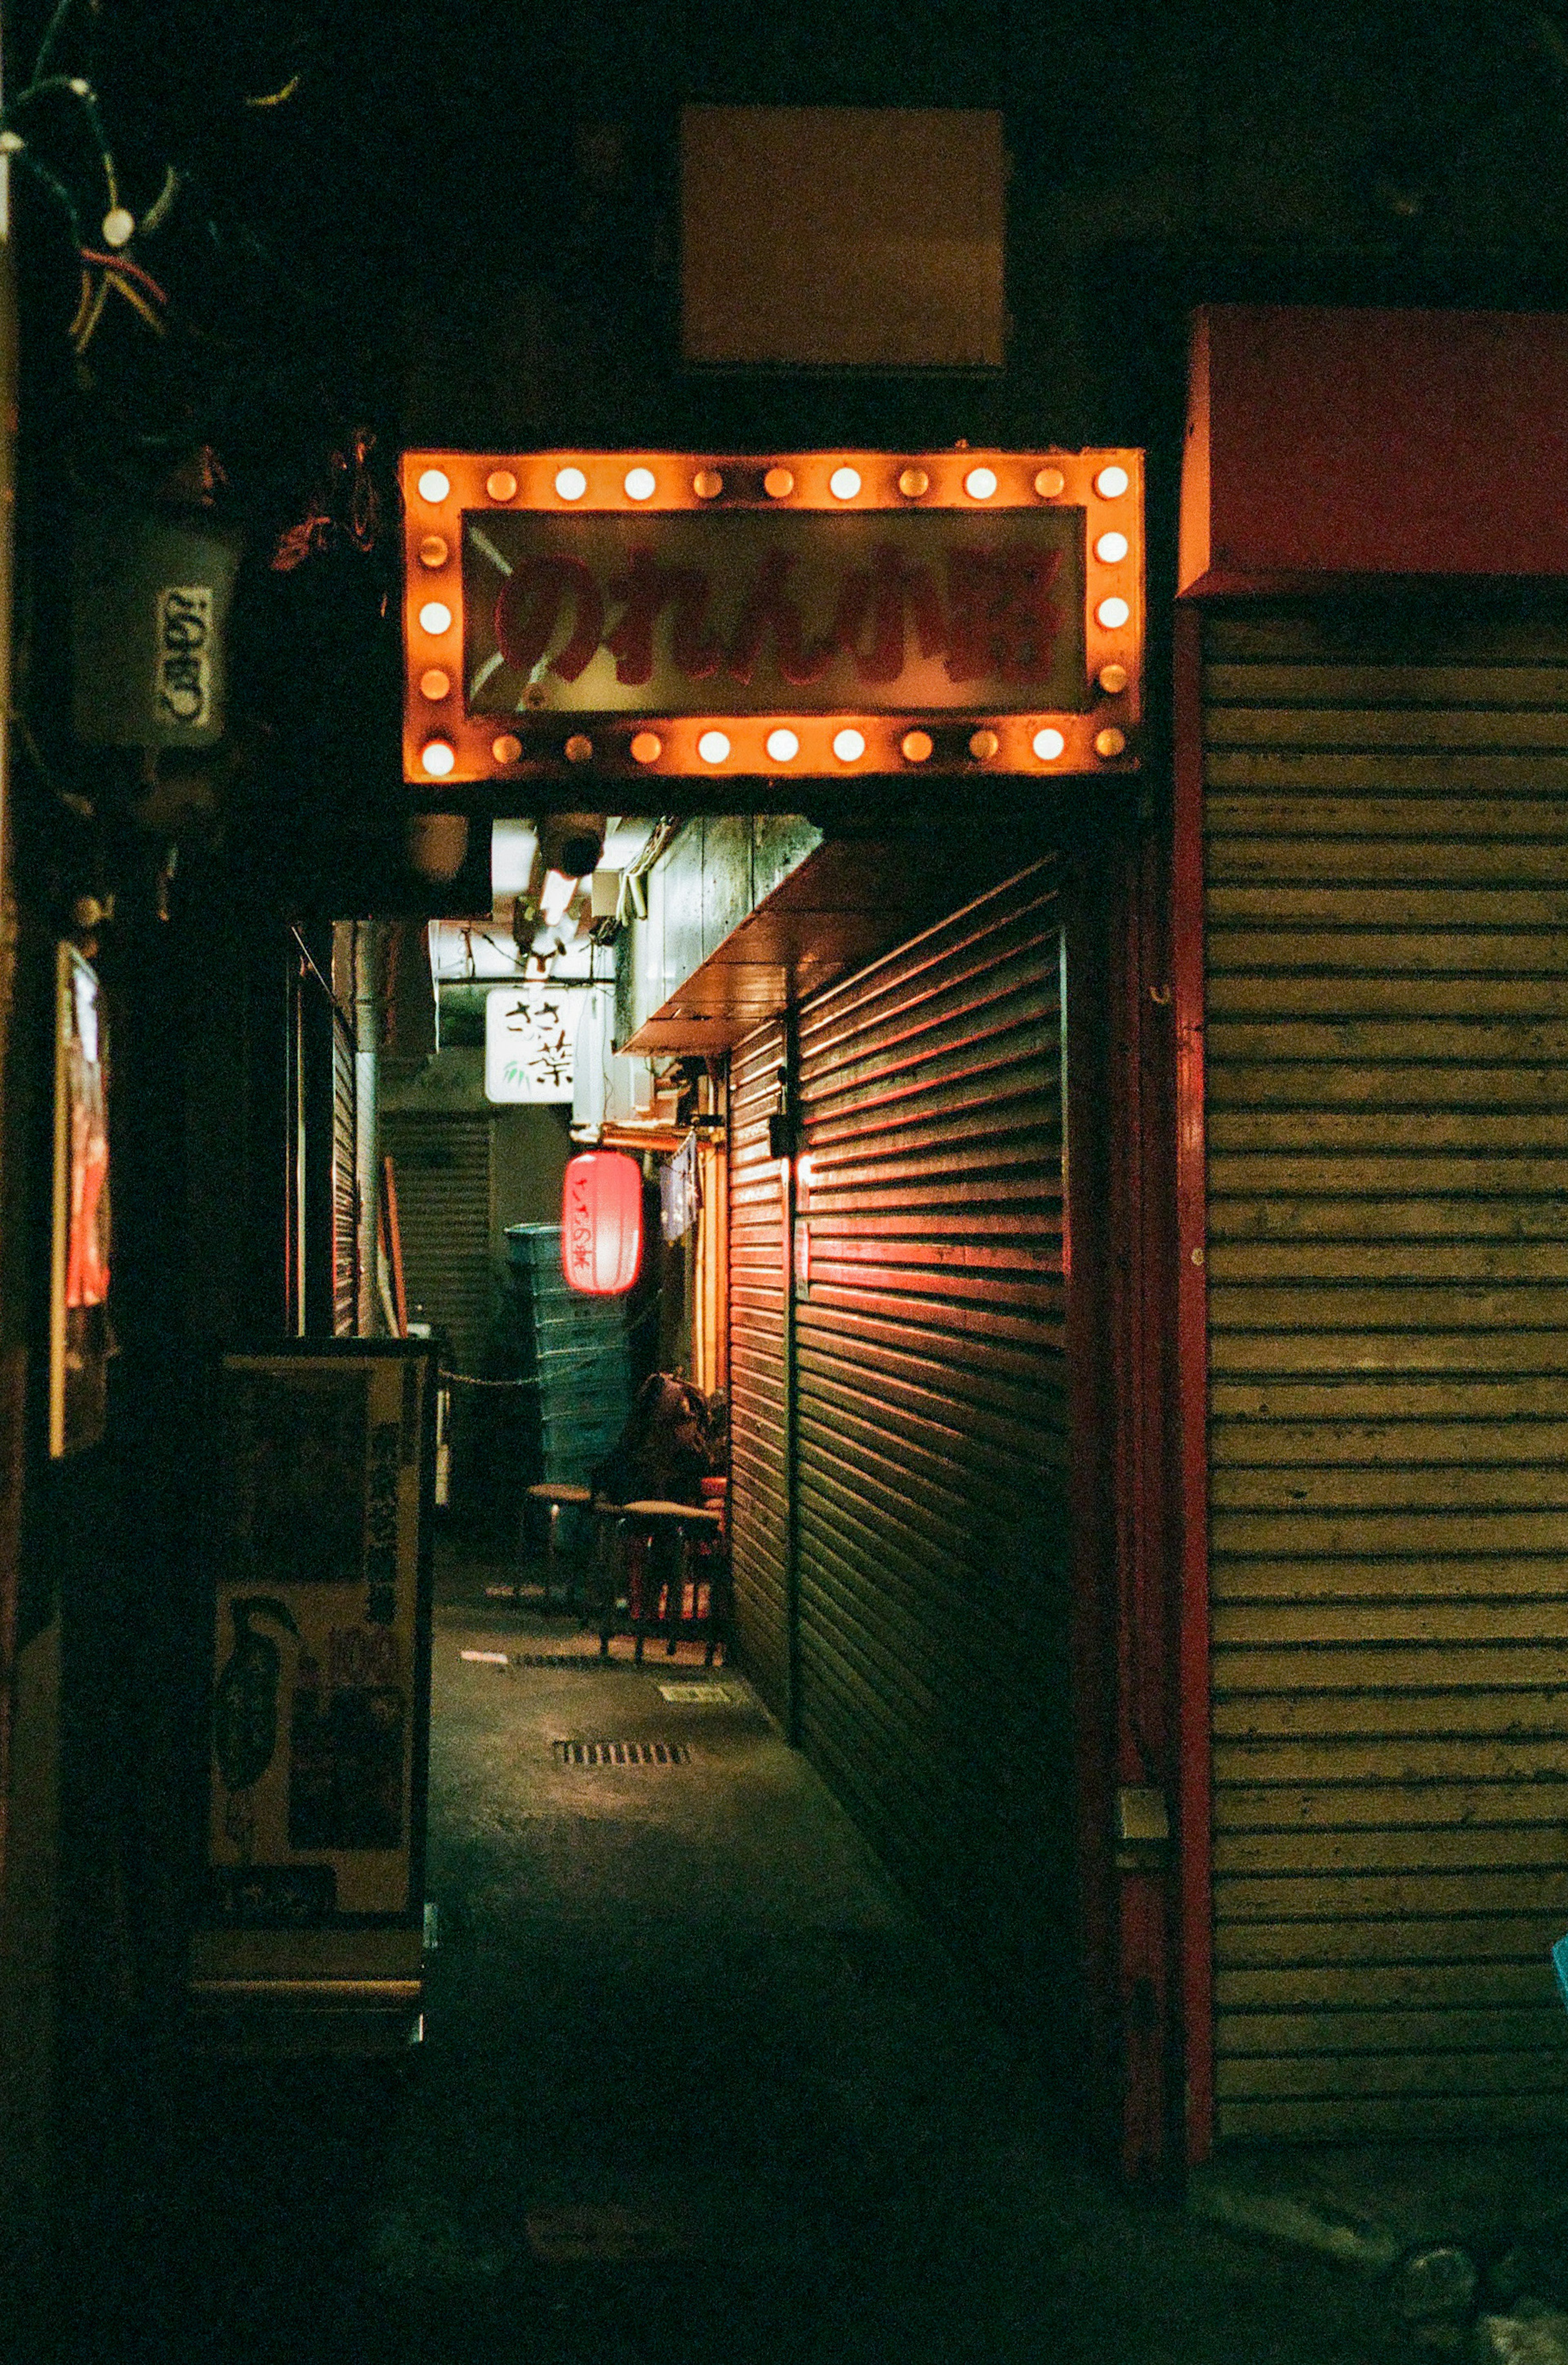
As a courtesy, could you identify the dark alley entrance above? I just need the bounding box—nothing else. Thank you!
[89,1522,1380,2365]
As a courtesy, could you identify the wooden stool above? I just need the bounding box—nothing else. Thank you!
[599,1499,727,1664]
[524,1481,592,1613]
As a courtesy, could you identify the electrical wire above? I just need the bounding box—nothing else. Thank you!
[31,0,87,82]
[138,164,178,235]
[8,76,119,213]
[101,270,165,337]
[80,247,167,306]
[71,273,108,353]
[243,73,301,108]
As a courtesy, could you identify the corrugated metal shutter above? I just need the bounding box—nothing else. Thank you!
[1204,606,1568,2138]
[727,1020,791,1722]
[331,1019,358,1336]
[793,864,1076,2005]
[380,1115,494,1371]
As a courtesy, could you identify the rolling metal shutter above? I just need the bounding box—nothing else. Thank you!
[727,1020,791,1722]
[1204,606,1568,2138]
[793,864,1075,2004]
[379,1115,494,1371]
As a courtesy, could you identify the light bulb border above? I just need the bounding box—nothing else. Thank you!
[401,448,1143,783]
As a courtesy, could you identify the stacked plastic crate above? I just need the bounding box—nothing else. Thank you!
[506,1223,631,1487]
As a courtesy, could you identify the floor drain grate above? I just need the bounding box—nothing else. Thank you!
[514,1653,604,1669]
[553,1739,691,1768]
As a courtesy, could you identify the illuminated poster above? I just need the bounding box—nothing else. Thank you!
[49,944,111,1458]
[199,1344,435,1932]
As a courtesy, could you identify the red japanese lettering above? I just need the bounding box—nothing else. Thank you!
[604,553,720,685]
[943,549,1061,685]
[851,544,947,685]
[726,552,837,688]
[494,555,605,684]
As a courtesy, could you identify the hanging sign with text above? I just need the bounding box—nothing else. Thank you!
[403,449,1142,783]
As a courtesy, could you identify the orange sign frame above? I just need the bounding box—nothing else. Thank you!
[401,448,1143,786]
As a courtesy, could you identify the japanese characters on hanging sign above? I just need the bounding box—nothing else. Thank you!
[402,450,1142,783]
[483,985,582,1103]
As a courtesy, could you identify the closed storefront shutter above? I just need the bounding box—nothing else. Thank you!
[793,864,1075,2005]
[726,1019,791,1722]
[1204,606,1568,2137]
[380,1114,494,1371]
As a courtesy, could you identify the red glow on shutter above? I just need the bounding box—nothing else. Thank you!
[561,1151,642,1295]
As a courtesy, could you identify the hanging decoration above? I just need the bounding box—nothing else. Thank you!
[561,1151,642,1295]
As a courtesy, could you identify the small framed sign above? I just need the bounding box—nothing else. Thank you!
[189,1341,437,2046]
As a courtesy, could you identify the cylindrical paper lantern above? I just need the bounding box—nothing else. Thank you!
[561,1150,642,1295]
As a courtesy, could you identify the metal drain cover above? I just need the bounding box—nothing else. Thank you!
[552,1739,691,1767]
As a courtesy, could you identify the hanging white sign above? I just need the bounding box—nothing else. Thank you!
[484,986,582,1102]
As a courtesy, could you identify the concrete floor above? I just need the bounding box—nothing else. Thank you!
[78,1542,1404,2364]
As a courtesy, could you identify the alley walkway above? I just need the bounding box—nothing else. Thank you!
[86,1544,1391,2365]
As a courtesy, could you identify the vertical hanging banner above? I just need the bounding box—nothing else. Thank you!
[50,943,111,1458]
[189,1340,437,2053]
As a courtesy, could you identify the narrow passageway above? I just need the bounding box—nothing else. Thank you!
[109,1541,1381,2365]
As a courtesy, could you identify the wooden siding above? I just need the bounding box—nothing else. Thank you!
[1205,608,1568,2139]
[793,865,1077,2012]
[726,1020,790,1721]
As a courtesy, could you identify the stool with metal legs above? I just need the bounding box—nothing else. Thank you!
[524,1481,592,1613]
[606,1500,726,1663]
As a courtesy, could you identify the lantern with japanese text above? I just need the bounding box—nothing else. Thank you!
[561,1150,642,1295]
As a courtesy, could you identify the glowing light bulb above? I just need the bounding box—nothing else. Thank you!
[1099,662,1129,695]
[1095,532,1129,564]
[419,534,448,568]
[1094,465,1129,499]
[1033,728,1065,762]
[693,469,723,499]
[1034,467,1066,499]
[419,601,453,635]
[420,667,451,700]
[421,740,455,777]
[764,467,795,499]
[766,728,800,764]
[554,466,588,501]
[833,728,866,762]
[1097,597,1131,630]
[969,728,1000,760]
[898,467,930,498]
[417,468,451,504]
[1095,727,1127,759]
[829,467,862,501]
[624,466,657,501]
[486,470,518,502]
[492,734,522,764]
[901,730,933,762]
[964,467,998,500]
[630,731,662,764]
[698,730,731,765]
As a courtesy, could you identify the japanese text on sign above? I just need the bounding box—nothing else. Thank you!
[462,507,1087,717]
[484,987,579,1103]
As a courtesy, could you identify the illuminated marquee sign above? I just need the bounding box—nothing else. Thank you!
[402,450,1143,782]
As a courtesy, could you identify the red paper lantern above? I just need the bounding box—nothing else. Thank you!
[561,1150,642,1295]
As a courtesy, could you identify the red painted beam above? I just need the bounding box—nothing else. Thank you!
[1172,604,1213,2163]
